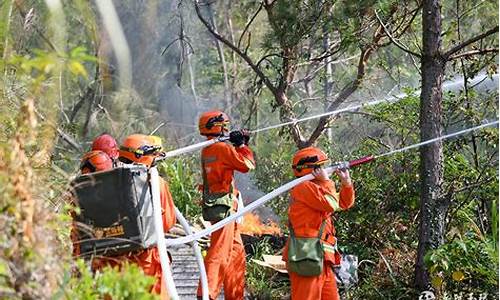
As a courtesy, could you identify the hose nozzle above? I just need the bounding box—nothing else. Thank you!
[330,155,374,171]
[348,155,375,168]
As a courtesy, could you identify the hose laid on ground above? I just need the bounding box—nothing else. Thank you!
[164,120,499,246]
[174,207,209,300]
[150,167,179,300]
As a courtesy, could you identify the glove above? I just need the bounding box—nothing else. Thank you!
[229,130,245,147]
[241,129,250,145]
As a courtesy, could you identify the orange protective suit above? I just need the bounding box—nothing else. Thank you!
[90,177,176,299]
[283,178,355,300]
[197,140,255,300]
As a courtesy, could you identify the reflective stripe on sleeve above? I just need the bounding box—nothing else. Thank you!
[322,243,337,254]
[244,158,255,170]
[325,194,341,211]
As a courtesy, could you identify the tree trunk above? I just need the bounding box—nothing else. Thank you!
[415,0,448,290]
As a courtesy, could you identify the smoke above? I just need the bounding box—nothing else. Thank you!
[234,172,280,223]
[101,0,227,143]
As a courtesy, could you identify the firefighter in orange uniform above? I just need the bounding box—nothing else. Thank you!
[91,134,176,299]
[73,150,114,257]
[283,147,355,300]
[74,138,117,256]
[196,111,255,300]
[91,133,120,162]
[79,150,113,174]
[79,133,119,174]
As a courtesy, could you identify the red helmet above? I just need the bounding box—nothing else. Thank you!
[292,147,330,177]
[119,134,164,167]
[92,134,119,159]
[198,110,230,136]
[80,150,113,174]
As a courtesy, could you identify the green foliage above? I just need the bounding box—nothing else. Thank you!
[62,260,158,300]
[9,46,96,83]
[158,156,202,220]
[265,0,334,49]
[425,232,498,295]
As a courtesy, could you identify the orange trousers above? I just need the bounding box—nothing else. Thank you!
[289,262,339,300]
[197,221,246,300]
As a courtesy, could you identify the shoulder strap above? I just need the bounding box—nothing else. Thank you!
[201,158,209,197]
[318,218,328,238]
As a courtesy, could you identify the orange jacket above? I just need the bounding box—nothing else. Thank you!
[158,177,176,232]
[201,140,255,196]
[283,179,354,265]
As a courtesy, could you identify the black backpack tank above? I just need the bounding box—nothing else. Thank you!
[71,165,156,257]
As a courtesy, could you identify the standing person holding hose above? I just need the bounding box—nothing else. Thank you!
[196,110,255,300]
[284,147,355,300]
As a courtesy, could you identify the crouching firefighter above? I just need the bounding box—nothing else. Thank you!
[90,134,176,299]
[90,133,120,165]
[283,147,355,300]
[73,135,118,257]
[197,110,255,300]
[79,133,119,174]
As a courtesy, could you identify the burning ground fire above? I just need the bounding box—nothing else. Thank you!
[240,213,281,236]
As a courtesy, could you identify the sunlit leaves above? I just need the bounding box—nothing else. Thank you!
[8,46,96,82]
[425,232,498,293]
[65,260,159,300]
[452,270,465,281]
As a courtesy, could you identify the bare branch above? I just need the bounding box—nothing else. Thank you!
[392,4,422,38]
[306,47,374,145]
[237,1,264,49]
[161,38,180,55]
[308,40,342,62]
[374,10,421,58]
[194,0,277,94]
[31,107,82,152]
[444,26,499,59]
[14,3,59,53]
[448,48,499,60]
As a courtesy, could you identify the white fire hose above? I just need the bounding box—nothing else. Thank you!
[236,193,244,224]
[162,137,228,159]
[164,166,336,246]
[174,207,209,300]
[150,167,179,300]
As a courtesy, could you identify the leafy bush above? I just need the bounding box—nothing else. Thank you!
[245,238,289,300]
[158,156,202,220]
[60,260,159,300]
[426,230,498,295]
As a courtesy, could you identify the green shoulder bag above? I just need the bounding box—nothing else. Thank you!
[288,219,327,277]
[202,192,233,222]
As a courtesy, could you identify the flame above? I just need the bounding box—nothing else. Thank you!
[240,213,281,236]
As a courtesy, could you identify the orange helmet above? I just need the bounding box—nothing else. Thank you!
[198,110,230,136]
[119,134,164,167]
[292,147,330,177]
[80,150,113,174]
[92,134,119,159]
